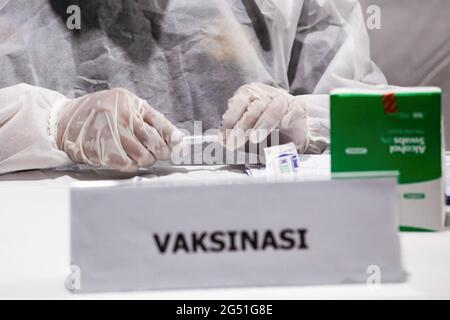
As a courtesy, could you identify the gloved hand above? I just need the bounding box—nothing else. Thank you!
[221,83,309,152]
[56,88,184,171]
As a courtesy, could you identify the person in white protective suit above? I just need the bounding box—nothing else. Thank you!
[0,0,387,173]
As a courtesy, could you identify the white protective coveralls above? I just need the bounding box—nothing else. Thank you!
[0,0,386,174]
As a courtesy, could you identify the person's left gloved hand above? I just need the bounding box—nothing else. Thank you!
[56,88,184,171]
[221,83,309,152]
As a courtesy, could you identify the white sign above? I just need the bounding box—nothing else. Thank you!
[70,177,404,293]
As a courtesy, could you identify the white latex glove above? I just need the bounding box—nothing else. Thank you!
[221,83,309,152]
[56,88,184,171]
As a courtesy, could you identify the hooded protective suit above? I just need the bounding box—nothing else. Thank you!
[0,0,387,174]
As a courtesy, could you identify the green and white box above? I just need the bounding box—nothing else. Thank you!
[330,87,445,231]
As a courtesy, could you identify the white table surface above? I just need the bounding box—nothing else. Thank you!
[0,161,449,300]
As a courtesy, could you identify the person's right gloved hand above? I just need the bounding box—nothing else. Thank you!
[221,83,310,152]
[56,88,184,171]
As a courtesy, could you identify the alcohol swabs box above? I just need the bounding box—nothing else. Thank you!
[331,87,445,231]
